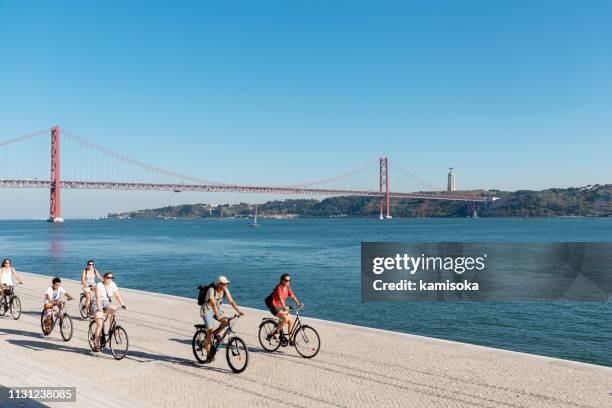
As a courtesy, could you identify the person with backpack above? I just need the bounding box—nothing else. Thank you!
[199,276,244,363]
[265,273,302,341]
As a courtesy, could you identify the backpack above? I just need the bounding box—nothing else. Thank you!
[264,285,278,308]
[197,282,216,306]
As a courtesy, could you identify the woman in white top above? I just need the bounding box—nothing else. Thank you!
[1,259,23,298]
[91,272,127,352]
[80,260,102,310]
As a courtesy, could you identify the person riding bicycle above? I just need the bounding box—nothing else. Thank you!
[80,259,102,311]
[201,275,244,363]
[267,273,302,341]
[1,258,23,299]
[91,272,127,352]
[42,277,74,334]
[44,277,75,306]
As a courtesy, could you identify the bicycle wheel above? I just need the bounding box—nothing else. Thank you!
[258,321,281,352]
[109,325,129,360]
[79,295,89,319]
[87,320,97,351]
[293,325,320,358]
[0,299,6,316]
[192,329,211,363]
[41,311,52,335]
[10,296,21,320]
[226,336,249,373]
[60,314,73,341]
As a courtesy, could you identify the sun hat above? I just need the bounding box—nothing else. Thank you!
[217,276,230,284]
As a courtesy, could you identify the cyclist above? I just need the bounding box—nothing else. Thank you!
[80,260,102,311]
[91,272,127,352]
[44,277,75,305]
[267,273,302,341]
[201,276,244,362]
[1,258,23,299]
[42,277,74,334]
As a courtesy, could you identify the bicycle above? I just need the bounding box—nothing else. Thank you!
[40,300,73,341]
[0,284,22,320]
[79,292,92,319]
[258,305,320,358]
[87,306,129,360]
[192,314,249,373]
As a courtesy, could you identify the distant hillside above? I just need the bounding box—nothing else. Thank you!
[107,185,611,219]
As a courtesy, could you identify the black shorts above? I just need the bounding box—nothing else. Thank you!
[269,306,283,316]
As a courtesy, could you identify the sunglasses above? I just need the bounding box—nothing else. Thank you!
[106,276,114,280]
[284,279,291,282]
[87,264,94,266]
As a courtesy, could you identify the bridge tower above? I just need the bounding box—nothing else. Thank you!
[48,126,63,223]
[379,157,391,219]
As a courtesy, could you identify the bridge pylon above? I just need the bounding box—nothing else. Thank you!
[48,126,63,223]
[379,157,391,219]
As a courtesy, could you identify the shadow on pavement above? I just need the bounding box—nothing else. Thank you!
[0,328,46,340]
[6,339,232,374]
[15,311,42,319]
[167,337,191,345]
[6,339,92,356]
[168,337,280,356]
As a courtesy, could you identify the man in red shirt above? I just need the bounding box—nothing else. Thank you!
[268,273,302,339]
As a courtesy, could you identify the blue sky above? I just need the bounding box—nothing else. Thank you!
[1,1,611,218]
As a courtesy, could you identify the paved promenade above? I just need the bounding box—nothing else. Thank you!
[0,273,610,407]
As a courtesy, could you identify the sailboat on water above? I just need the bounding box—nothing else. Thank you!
[249,204,262,228]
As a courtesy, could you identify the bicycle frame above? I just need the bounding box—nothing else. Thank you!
[80,292,91,312]
[1,286,15,306]
[98,310,120,347]
[45,302,67,331]
[277,307,304,342]
[209,316,239,354]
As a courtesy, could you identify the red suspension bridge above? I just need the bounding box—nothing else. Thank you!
[0,127,490,222]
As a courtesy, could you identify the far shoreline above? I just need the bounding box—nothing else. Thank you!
[1,215,610,221]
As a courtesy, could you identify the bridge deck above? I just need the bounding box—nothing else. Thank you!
[0,179,489,202]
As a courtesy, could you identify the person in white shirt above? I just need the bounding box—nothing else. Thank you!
[80,259,102,311]
[1,259,23,299]
[44,277,74,306]
[91,272,127,352]
[42,277,74,335]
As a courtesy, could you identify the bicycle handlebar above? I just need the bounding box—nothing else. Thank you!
[102,305,127,313]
